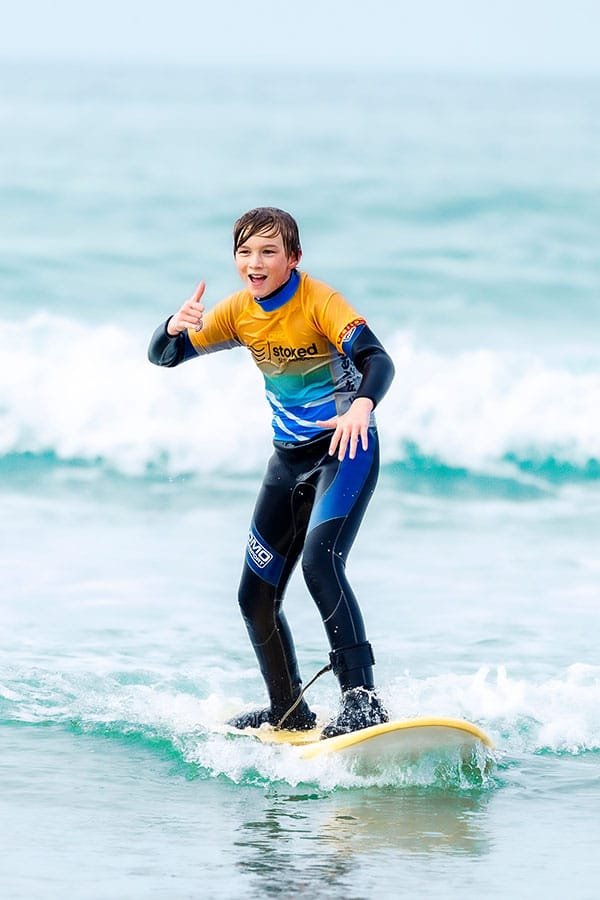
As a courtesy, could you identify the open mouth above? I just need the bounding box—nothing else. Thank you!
[248,274,267,285]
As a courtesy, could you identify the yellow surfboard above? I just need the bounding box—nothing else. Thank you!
[242,717,493,766]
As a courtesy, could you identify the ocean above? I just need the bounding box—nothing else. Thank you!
[1,61,599,898]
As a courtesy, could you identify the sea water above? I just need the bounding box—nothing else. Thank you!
[1,62,599,898]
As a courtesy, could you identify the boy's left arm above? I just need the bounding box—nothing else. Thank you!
[348,326,395,409]
[318,325,395,460]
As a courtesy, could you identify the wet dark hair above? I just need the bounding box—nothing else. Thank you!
[233,207,302,259]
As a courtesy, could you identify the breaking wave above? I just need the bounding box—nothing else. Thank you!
[1,314,598,488]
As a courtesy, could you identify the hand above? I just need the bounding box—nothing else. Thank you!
[317,397,374,461]
[167,282,206,336]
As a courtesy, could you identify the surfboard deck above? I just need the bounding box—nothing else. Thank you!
[239,717,493,765]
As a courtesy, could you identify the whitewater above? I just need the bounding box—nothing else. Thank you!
[2,313,598,482]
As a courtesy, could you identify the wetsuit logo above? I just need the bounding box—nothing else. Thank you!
[338,318,366,346]
[247,531,273,569]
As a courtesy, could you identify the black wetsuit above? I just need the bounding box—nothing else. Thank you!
[241,426,381,718]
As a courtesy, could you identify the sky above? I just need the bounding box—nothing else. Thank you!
[1,0,599,74]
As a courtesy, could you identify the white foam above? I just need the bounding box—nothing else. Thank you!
[1,314,599,477]
[385,664,600,756]
[0,312,270,475]
[377,331,600,473]
[3,664,600,789]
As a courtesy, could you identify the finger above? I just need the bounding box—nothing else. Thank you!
[360,425,369,451]
[348,428,359,460]
[179,313,202,329]
[337,429,350,461]
[316,418,337,430]
[328,426,341,456]
[182,303,204,326]
[182,304,204,320]
[186,300,205,318]
[191,305,205,325]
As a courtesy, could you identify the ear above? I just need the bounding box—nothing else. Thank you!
[290,250,302,268]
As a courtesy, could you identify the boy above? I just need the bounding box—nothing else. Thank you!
[148,208,394,738]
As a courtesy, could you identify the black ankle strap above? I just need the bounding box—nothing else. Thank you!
[329,641,375,676]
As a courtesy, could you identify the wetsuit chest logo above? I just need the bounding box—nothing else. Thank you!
[249,341,270,363]
[248,341,319,365]
[272,342,317,360]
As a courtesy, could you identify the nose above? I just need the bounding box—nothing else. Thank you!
[248,251,264,269]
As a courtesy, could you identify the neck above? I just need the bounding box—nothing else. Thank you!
[253,269,300,311]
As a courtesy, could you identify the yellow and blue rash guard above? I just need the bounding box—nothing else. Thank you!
[148,269,394,444]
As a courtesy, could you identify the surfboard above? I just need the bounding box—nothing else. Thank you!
[241,717,493,769]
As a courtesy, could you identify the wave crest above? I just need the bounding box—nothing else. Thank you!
[1,314,598,483]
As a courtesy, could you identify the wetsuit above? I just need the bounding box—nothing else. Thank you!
[148,269,394,720]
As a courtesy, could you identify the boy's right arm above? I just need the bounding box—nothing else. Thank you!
[147,282,206,368]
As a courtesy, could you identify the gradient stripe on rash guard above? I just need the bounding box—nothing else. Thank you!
[264,392,337,442]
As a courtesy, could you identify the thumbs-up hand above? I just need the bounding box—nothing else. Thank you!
[167,282,206,336]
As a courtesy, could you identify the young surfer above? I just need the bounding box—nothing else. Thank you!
[148,207,394,737]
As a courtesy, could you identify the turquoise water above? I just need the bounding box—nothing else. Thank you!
[1,62,600,898]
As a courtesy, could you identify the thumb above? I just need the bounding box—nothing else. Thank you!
[316,417,338,430]
[192,281,206,302]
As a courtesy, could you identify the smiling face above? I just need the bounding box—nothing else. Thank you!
[234,230,300,298]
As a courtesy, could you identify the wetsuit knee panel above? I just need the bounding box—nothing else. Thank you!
[238,567,277,622]
[300,530,338,590]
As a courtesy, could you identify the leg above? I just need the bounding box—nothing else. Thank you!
[234,449,316,728]
[302,428,379,687]
[301,429,389,735]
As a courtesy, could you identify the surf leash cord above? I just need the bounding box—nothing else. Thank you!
[275,662,332,729]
